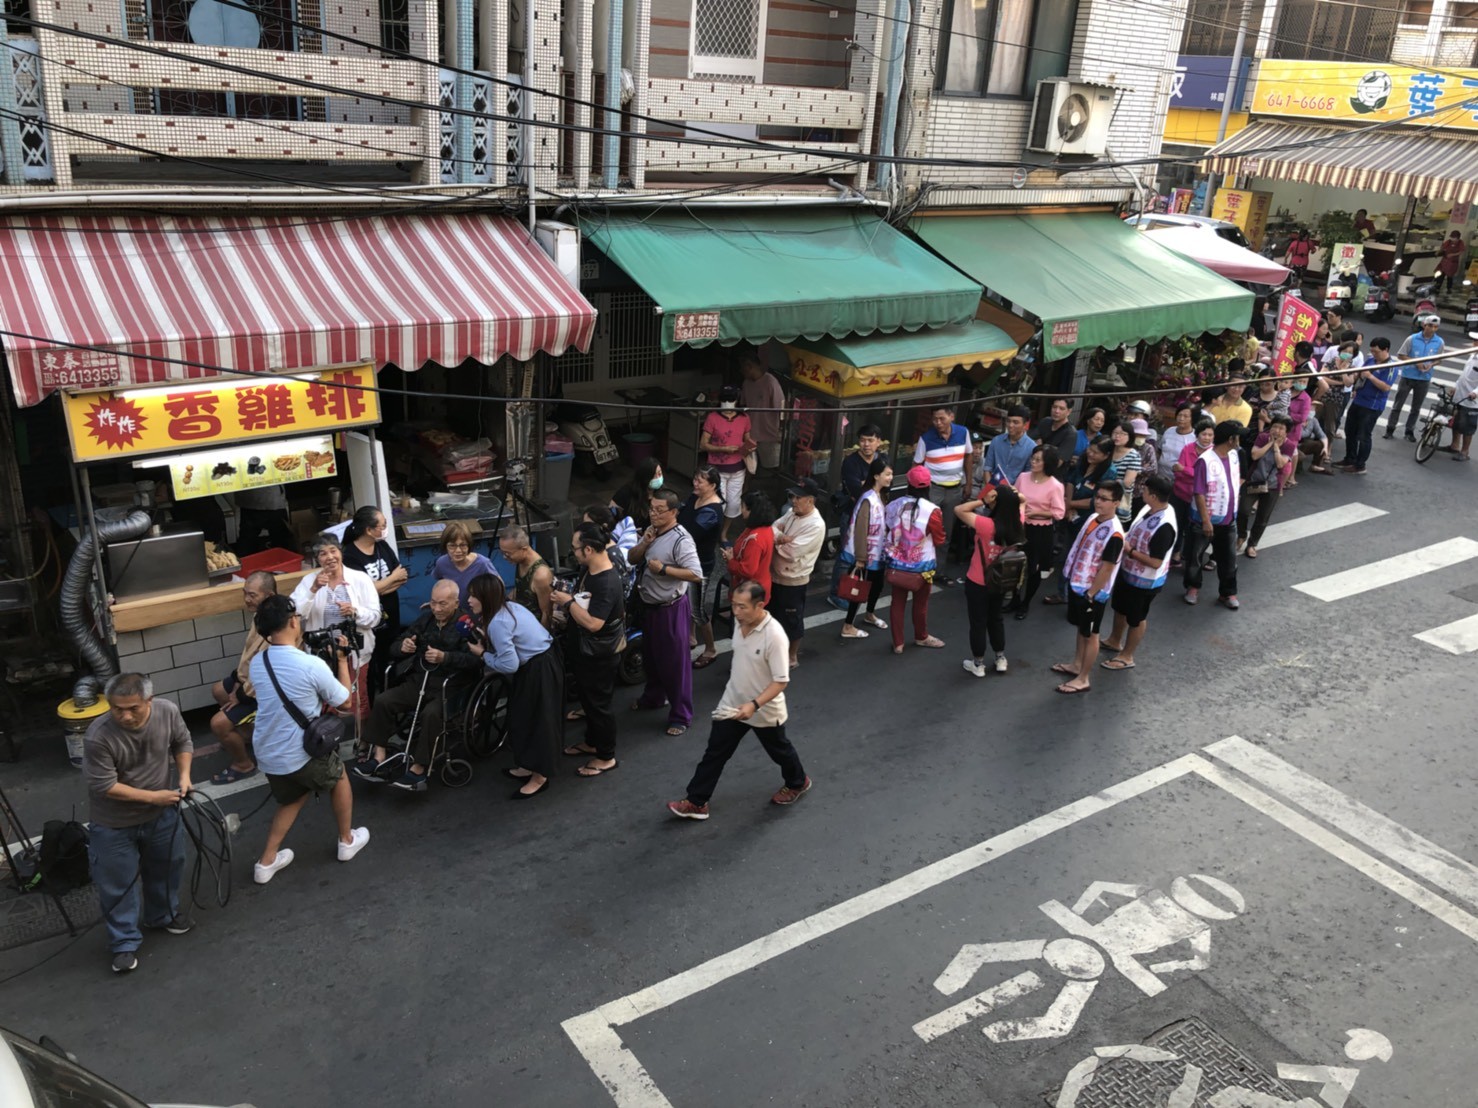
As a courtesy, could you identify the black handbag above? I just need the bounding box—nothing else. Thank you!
[262,648,346,760]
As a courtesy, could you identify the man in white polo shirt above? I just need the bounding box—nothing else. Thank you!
[666,581,811,820]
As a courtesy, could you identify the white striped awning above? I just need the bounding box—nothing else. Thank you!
[0,212,597,407]
[1204,120,1478,205]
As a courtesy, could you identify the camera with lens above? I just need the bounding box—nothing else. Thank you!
[303,619,365,666]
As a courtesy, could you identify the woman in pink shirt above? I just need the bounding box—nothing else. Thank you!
[1011,444,1067,620]
[1170,420,1214,566]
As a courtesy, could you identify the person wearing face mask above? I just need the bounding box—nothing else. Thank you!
[700,385,756,543]
[611,458,665,532]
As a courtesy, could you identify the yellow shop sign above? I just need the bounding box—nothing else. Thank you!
[1251,60,1478,132]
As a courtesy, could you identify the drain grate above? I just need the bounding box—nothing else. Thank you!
[0,885,98,951]
[1049,1017,1301,1106]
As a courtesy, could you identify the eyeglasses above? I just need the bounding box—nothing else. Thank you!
[1094,493,1118,502]
[445,541,469,550]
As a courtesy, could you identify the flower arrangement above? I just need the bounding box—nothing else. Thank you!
[1149,336,1232,409]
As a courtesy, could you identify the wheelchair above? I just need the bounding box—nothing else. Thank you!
[369,661,512,789]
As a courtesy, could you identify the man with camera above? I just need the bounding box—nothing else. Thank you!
[247,595,369,885]
[354,579,482,791]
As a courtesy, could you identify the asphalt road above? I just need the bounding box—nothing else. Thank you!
[4,333,1478,1107]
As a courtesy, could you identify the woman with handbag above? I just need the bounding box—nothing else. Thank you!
[883,466,947,654]
[1010,444,1066,620]
[1237,416,1293,560]
[838,458,892,640]
[466,574,565,798]
[723,492,776,603]
[551,524,625,778]
[956,486,1024,676]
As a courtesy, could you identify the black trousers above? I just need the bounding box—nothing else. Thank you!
[508,646,564,779]
[570,651,618,760]
[1182,522,1238,597]
[238,508,295,555]
[363,673,446,764]
[1237,488,1279,548]
[964,579,1006,657]
[1014,524,1057,608]
[844,567,885,624]
[685,718,807,806]
[1342,403,1381,468]
[1169,494,1192,559]
[1386,378,1430,437]
[771,582,808,644]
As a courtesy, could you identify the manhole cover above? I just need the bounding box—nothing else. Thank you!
[1049,1016,1300,1106]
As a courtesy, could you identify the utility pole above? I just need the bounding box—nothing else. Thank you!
[1200,0,1253,216]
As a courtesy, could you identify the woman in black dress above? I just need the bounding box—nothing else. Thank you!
[340,505,408,696]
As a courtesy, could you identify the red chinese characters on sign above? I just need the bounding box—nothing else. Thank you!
[305,371,368,422]
[1270,294,1321,376]
[1051,320,1080,347]
[82,395,148,451]
[236,384,296,431]
[163,391,223,441]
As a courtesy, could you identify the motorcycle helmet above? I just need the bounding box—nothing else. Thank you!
[1127,399,1152,417]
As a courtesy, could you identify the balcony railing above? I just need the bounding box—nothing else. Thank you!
[6,37,53,183]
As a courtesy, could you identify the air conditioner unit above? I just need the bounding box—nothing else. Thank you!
[1027,79,1116,157]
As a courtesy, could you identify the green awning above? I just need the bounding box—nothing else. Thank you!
[911,213,1255,362]
[580,209,984,354]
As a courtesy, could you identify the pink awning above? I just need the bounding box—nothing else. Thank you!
[1141,225,1291,286]
[0,213,597,407]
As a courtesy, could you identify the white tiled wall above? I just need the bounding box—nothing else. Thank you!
[115,610,251,714]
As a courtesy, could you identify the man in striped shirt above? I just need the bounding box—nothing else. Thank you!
[913,405,972,585]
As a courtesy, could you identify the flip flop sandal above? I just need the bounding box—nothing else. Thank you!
[209,766,256,785]
[665,725,689,737]
[863,614,889,630]
[840,627,869,639]
[1100,659,1136,671]
[564,707,586,721]
[1055,683,1092,695]
[562,743,598,757]
[1050,663,1079,676]
[914,636,946,649]
[577,760,619,778]
[892,645,904,655]
[692,655,718,670]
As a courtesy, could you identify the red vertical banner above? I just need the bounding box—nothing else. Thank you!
[1270,296,1321,376]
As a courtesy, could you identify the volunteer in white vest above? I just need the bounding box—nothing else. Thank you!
[1100,475,1178,673]
[1182,419,1243,610]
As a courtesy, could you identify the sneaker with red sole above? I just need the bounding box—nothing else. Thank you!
[666,799,709,820]
[771,777,812,806]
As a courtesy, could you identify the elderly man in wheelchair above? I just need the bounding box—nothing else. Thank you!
[352,579,483,792]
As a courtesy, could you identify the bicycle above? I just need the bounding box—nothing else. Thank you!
[1415,384,1456,464]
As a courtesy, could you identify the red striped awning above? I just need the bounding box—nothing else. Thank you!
[1203,120,1478,205]
[0,212,597,407]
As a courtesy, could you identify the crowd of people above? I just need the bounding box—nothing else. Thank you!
[81,324,1477,973]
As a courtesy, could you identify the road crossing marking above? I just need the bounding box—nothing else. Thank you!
[1292,537,1478,602]
[1414,612,1478,655]
[1255,502,1386,551]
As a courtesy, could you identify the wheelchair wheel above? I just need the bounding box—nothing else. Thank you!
[617,641,646,686]
[463,676,510,758]
[440,757,473,788]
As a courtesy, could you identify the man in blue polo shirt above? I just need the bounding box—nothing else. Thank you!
[1385,314,1444,442]
[982,404,1038,484]
[1340,337,1399,474]
[914,405,972,584]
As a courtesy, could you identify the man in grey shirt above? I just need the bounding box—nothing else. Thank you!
[83,672,194,974]
[629,488,703,735]
[236,484,295,554]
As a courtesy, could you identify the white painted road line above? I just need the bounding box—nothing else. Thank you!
[1292,537,1478,602]
[1255,502,1387,551]
[1414,612,1478,655]
[561,754,1209,1107]
[1189,759,1478,945]
[1206,737,1478,910]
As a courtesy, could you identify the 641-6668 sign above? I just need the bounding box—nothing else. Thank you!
[61,363,381,464]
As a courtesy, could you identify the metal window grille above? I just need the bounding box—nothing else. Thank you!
[379,0,409,54]
[690,0,767,82]
[606,290,668,382]
[1271,0,1401,61]
[7,37,51,181]
[439,70,494,183]
[1181,0,1266,55]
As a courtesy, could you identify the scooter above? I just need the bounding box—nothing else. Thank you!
[1411,280,1439,328]
[1363,271,1394,322]
[552,401,620,477]
[1465,284,1478,339]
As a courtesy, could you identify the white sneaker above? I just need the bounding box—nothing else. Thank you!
[962,658,986,678]
[994,654,1009,674]
[253,848,294,885]
[337,826,370,862]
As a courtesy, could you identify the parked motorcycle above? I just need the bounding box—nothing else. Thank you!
[1465,287,1478,339]
[1362,271,1394,322]
[552,401,620,477]
[1411,280,1439,329]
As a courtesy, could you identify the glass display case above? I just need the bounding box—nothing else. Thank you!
[781,379,961,493]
